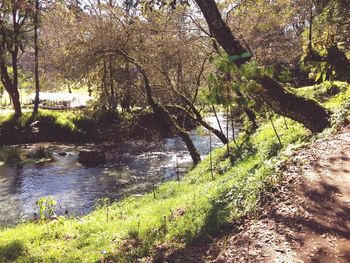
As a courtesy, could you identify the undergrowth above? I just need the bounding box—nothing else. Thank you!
[0,81,349,262]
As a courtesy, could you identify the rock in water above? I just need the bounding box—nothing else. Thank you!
[78,149,106,167]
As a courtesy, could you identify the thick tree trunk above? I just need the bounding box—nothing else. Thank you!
[258,76,330,133]
[304,45,350,83]
[194,0,249,66]
[195,0,331,133]
[326,45,350,83]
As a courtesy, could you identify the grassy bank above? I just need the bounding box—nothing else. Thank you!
[0,110,96,145]
[0,81,349,262]
[0,108,191,146]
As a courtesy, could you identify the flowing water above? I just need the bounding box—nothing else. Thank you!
[0,114,237,225]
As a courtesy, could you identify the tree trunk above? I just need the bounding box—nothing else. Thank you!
[326,45,350,83]
[109,56,116,108]
[10,4,22,117]
[242,107,258,130]
[194,0,249,66]
[258,76,330,132]
[174,89,228,144]
[195,0,331,133]
[0,60,22,117]
[138,68,201,166]
[33,0,40,115]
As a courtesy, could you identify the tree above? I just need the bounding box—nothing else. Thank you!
[194,0,331,133]
[303,0,350,83]
[33,0,40,114]
[0,0,32,117]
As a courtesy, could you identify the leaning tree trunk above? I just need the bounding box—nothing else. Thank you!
[173,89,228,144]
[137,66,201,166]
[259,76,330,132]
[304,45,350,83]
[195,0,331,133]
[166,103,228,144]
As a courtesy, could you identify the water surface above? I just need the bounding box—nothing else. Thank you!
[0,114,237,225]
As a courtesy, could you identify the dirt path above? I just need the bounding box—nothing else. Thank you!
[211,124,350,263]
[160,124,350,263]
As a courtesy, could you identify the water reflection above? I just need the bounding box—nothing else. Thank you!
[0,114,237,225]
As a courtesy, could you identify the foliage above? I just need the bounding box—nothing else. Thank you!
[5,85,349,261]
[0,147,22,165]
[36,197,57,220]
[0,111,308,262]
[0,81,349,261]
[0,110,96,145]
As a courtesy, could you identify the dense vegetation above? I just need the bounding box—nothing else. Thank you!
[0,0,349,261]
[0,81,349,262]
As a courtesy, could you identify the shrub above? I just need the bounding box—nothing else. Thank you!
[0,147,22,164]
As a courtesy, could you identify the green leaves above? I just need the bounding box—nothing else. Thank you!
[309,61,335,82]
[207,73,227,105]
[36,196,57,220]
[212,54,238,74]
[241,61,274,80]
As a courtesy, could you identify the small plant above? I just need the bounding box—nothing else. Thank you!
[36,197,57,235]
[36,196,57,220]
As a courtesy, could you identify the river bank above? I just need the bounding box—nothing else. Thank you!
[0,114,234,226]
[0,81,349,262]
[0,108,196,146]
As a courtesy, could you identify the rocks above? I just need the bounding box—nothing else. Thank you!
[58,152,67,156]
[78,149,106,167]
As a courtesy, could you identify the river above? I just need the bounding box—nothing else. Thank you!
[0,114,237,225]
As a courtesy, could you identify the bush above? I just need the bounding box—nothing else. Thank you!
[0,147,22,164]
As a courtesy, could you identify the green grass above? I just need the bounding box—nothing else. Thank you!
[0,81,349,262]
[0,110,95,144]
[293,81,350,110]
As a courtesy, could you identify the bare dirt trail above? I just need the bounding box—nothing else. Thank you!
[159,124,350,263]
[211,124,350,263]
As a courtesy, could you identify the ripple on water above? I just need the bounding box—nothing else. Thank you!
[0,115,239,225]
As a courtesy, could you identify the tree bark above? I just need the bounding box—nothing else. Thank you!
[0,59,22,117]
[137,65,201,166]
[304,45,350,83]
[10,2,22,117]
[166,103,228,144]
[195,0,331,133]
[259,76,330,132]
[326,45,350,83]
[33,0,40,115]
[194,0,249,66]
[173,89,228,144]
